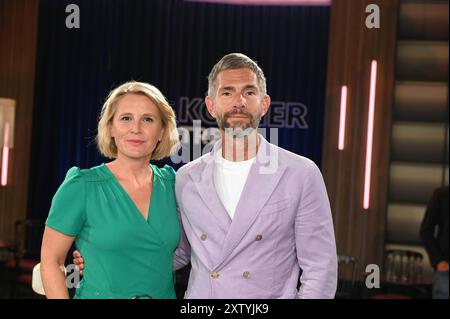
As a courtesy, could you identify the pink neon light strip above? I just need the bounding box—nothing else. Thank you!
[363,60,378,210]
[185,0,331,5]
[1,122,10,186]
[338,85,348,150]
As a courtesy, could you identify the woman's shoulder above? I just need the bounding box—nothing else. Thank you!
[152,164,176,181]
[64,164,111,183]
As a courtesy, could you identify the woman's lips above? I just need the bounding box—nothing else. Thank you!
[127,140,145,145]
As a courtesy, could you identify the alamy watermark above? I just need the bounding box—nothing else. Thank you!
[65,4,381,30]
[365,4,380,29]
[170,122,281,175]
[65,264,81,289]
[65,4,80,29]
[365,264,380,289]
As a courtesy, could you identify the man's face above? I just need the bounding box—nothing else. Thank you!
[205,68,270,136]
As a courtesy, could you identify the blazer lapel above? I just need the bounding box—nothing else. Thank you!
[188,141,232,234]
[216,136,286,268]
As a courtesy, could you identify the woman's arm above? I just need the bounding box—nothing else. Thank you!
[40,226,75,299]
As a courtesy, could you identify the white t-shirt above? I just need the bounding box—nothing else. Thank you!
[213,151,255,219]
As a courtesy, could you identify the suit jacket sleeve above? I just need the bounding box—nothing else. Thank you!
[296,162,337,299]
[173,206,191,271]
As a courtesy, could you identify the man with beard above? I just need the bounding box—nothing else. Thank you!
[173,53,337,299]
[73,53,338,298]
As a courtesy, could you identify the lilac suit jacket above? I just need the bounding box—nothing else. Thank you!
[174,135,337,299]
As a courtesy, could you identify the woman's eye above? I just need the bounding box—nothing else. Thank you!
[143,117,153,123]
[121,116,131,121]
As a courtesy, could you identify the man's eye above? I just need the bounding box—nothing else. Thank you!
[222,92,231,96]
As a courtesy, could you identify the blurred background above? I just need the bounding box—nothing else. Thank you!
[0,0,448,299]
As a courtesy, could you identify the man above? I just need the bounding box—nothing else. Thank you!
[420,186,449,299]
[172,53,337,298]
[74,53,337,299]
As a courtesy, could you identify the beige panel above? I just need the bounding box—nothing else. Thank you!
[444,130,449,163]
[389,162,443,203]
[386,203,426,244]
[0,0,39,245]
[398,2,449,41]
[397,41,449,81]
[391,122,446,162]
[394,81,447,122]
[385,243,434,284]
[445,166,449,185]
[0,98,15,148]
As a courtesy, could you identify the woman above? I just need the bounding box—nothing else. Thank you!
[40,81,180,299]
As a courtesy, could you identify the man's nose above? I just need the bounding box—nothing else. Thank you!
[233,94,247,109]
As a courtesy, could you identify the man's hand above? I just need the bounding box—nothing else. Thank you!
[437,261,449,272]
[72,250,85,276]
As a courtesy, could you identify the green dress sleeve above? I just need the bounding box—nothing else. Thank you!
[160,164,176,180]
[46,166,86,236]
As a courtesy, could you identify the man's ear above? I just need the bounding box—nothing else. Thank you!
[205,96,217,119]
[261,95,271,117]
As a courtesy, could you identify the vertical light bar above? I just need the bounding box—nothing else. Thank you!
[363,60,378,209]
[1,122,10,186]
[338,85,348,150]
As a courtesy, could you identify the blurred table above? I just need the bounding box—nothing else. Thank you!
[370,281,432,299]
[0,239,14,251]
[0,239,14,261]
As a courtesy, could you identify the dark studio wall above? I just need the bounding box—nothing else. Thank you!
[27,0,331,220]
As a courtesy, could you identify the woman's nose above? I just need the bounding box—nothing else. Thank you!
[130,120,141,133]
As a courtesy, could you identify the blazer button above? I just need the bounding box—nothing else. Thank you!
[200,234,207,241]
[211,272,220,279]
[243,271,251,279]
[255,234,263,241]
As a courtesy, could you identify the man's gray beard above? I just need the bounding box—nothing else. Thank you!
[217,112,261,139]
[222,126,257,138]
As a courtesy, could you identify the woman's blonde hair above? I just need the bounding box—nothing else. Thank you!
[97,81,179,160]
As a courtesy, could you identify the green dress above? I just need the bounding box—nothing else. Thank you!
[46,163,180,299]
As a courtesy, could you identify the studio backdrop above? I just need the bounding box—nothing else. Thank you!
[28,0,330,219]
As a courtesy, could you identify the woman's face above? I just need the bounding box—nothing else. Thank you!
[109,93,164,161]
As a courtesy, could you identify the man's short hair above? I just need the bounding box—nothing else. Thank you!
[207,53,267,99]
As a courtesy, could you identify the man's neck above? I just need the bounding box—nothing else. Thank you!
[221,129,259,162]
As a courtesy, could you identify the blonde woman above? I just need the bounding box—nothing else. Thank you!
[40,81,180,299]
